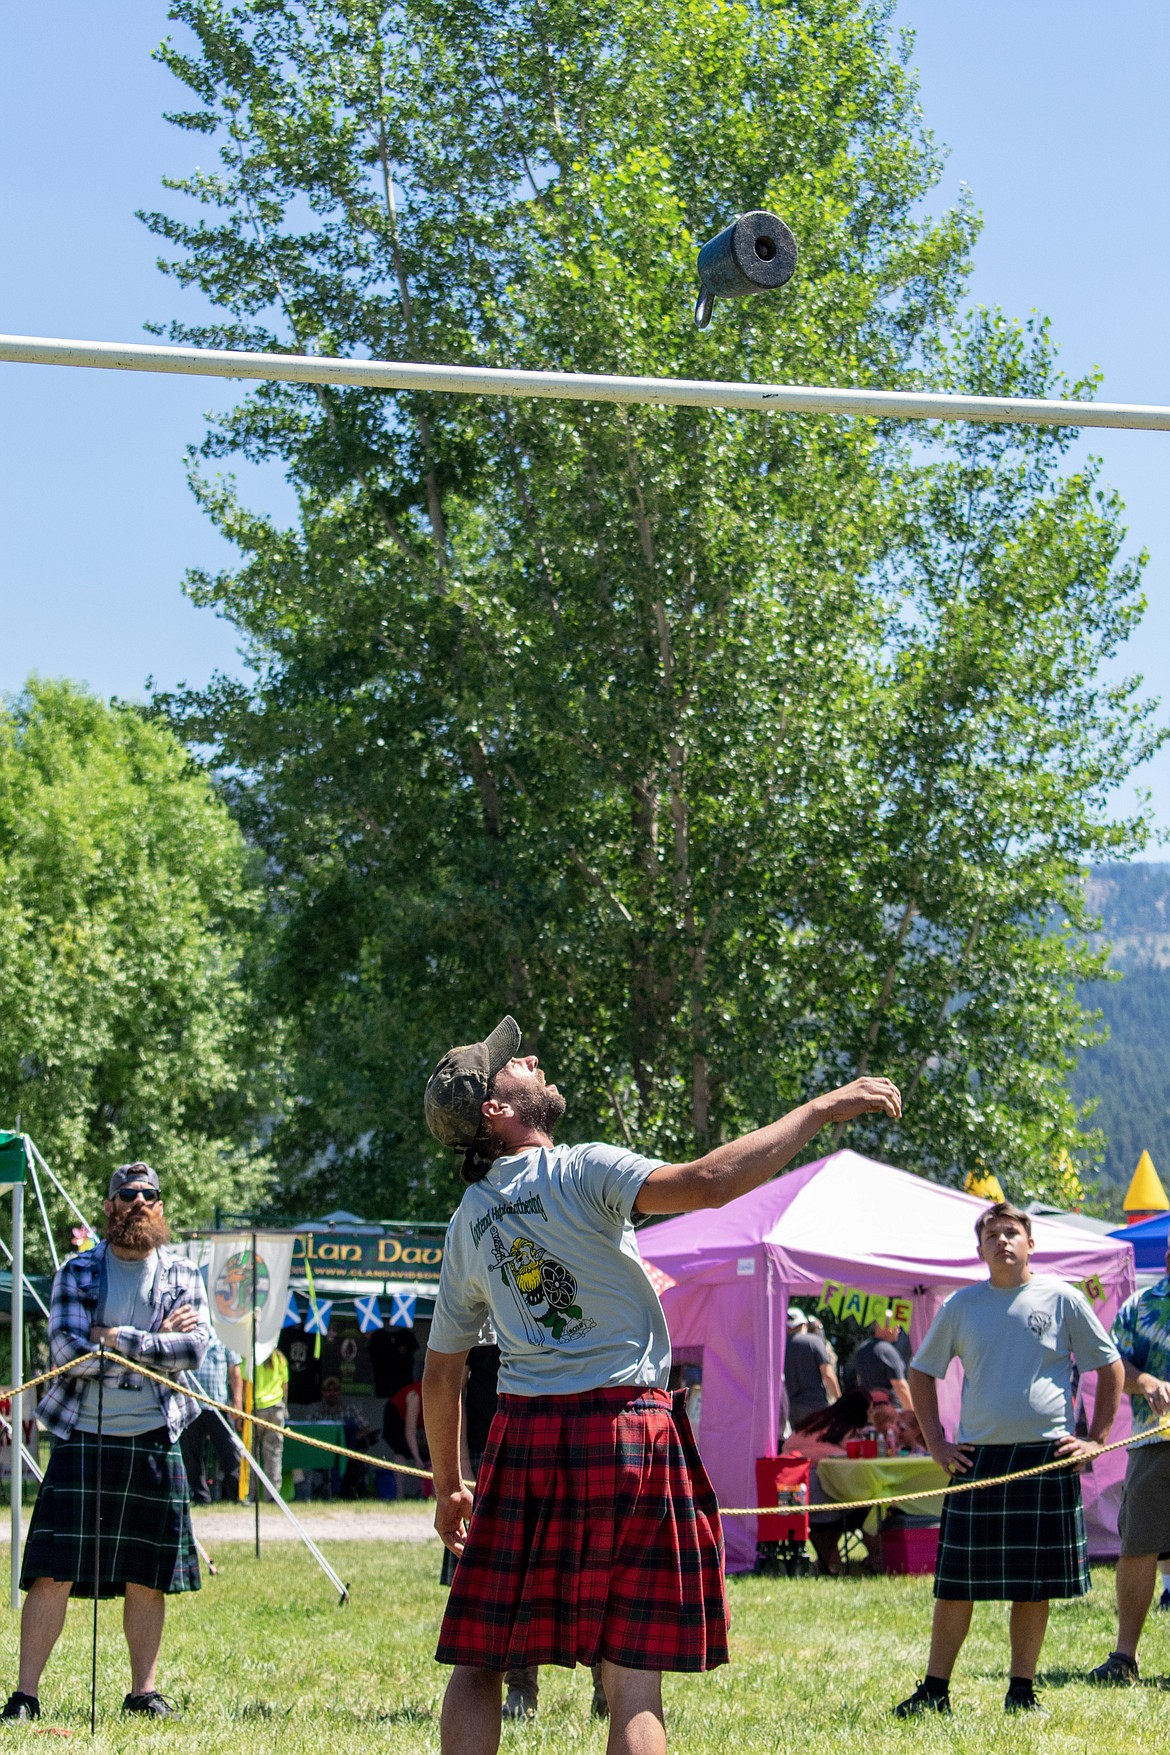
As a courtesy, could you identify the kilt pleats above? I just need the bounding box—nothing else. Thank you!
[436,1386,728,1672]
[21,1427,201,1598]
[933,1441,1089,1602]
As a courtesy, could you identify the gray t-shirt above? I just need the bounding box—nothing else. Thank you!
[785,1331,833,1425]
[428,1142,669,1396]
[911,1276,1119,1445]
[848,1337,906,1395]
[75,1251,164,1436]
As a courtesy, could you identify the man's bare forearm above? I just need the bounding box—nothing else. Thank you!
[635,1077,901,1215]
[689,1098,833,1203]
[908,1369,944,1448]
[422,1349,467,1495]
[891,1375,913,1411]
[636,1096,833,1214]
[1088,1359,1125,1444]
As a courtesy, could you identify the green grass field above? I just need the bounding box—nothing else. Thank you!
[0,1534,1164,1750]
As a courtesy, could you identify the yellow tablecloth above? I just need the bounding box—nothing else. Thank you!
[816,1455,949,1521]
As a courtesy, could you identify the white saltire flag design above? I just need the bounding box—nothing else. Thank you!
[355,1293,384,1333]
[389,1292,416,1329]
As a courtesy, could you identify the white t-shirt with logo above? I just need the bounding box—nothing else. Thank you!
[428,1142,669,1396]
[911,1276,1119,1445]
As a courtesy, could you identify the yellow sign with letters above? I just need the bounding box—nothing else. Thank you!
[816,1281,914,1330]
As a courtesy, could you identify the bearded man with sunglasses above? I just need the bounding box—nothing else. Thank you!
[2,1162,209,1724]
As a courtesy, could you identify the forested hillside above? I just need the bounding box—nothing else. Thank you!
[1075,865,1170,1206]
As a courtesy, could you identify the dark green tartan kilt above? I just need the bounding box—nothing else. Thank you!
[933,1441,1089,1602]
[21,1427,201,1599]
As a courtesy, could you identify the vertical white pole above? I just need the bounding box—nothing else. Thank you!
[10,1179,24,1610]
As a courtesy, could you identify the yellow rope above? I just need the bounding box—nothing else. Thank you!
[2,1352,445,1487]
[2,1350,101,1397]
[6,1353,1166,1515]
[723,1421,1170,1515]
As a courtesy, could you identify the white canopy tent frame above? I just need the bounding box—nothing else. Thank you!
[3,333,1170,433]
[0,1132,101,1609]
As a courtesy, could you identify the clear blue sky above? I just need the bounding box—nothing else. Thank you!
[3,3,1169,846]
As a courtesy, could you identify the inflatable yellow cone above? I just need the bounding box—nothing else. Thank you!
[1124,1150,1169,1224]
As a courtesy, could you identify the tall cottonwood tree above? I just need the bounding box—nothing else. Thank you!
[145,0,1158,1214]
[0,680,279,1240]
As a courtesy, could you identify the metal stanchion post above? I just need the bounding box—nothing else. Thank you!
[251,1234,259,1561]
[90,1343,105,1735]
[9,1177,23,1611]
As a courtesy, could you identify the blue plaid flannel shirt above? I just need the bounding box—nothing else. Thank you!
[37,1241,210,1444]
[1113,1275,1170,1447]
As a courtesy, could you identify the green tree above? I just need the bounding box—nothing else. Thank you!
[145,0,1157,1214]
[0,679,279,1243]
[806,315,1161,1202]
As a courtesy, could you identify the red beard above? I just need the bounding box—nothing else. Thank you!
[106,1203,170,1252]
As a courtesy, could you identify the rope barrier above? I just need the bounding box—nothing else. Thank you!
[5,1352,1166,1516]
[3,1351,102,1399]
[721,1422,1170,1515]
[4,333,1170,433]
[2,1353,445,1487]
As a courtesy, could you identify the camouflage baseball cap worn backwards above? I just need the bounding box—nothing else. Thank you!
[424,1016,522,1150]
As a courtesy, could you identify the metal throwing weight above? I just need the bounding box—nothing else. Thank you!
[695,210,798,328]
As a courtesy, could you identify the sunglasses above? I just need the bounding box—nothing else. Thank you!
[115,1188,161,1205]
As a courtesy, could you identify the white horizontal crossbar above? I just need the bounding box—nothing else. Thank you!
[3,333,1170,432]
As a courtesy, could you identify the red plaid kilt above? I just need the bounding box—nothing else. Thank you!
[436,1385,728,1673]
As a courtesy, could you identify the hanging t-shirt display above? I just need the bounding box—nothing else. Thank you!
[367,1327,419,1399]
[280,1326,322,1406]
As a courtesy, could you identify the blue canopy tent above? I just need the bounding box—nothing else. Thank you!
[1110,1213,1170,1273]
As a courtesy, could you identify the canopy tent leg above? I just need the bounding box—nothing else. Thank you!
[0,1411,41,1484]
[10,1179,23,1610]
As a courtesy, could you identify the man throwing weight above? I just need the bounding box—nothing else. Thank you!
[422,1016,901,1755]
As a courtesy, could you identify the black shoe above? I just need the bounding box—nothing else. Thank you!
[1158,1588,1170,1613]
[501,1687,536,1721]
[1005,1685,1047,1716]
[0,1692,39,1722]
[893,1682,951,1718]
[1088,1651,1139,1686]
[123,1692,177,1717]
[590,1664,608,1719]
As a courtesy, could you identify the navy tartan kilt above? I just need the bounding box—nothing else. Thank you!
[934,1441,1089,1602]
[21,1427,200,1598]
[436,1386,728,1672]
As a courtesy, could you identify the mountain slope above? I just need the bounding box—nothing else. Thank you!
[1074,865,1170,1208]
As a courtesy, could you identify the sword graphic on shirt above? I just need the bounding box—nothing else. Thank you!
[485,1225,595,1344]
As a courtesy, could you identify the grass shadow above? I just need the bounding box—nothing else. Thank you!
[1035,1666,1170,1691]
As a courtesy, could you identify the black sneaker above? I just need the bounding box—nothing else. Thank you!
[123,1692,177,1718]
[589,1662,608,1719]
[0,1692,39,1722]
[501,1687,536,1721]
[1087,1651,1139,1686]
[893,1682,952,1718]
[1158,1588,1170,1613]
[1005,1684,1048,1716]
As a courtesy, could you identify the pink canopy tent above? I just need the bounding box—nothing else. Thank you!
[638,1150,1137,1573]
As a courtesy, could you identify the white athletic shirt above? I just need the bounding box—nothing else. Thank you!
[428,1142,670,1396]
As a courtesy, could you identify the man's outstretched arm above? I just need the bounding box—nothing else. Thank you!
[634,1078,901,1215]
